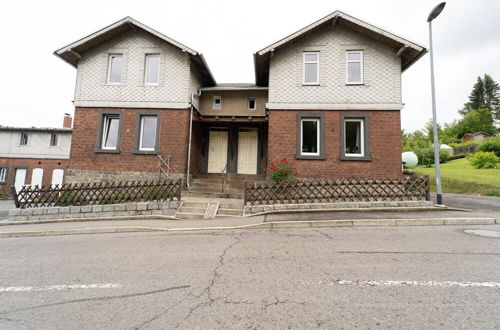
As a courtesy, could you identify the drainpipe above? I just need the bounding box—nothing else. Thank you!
[186,92,199,187]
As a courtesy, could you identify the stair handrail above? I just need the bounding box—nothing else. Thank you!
[220,163,228,193]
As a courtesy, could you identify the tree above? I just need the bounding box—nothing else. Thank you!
[454,108,496,138]
[460,74,500,121]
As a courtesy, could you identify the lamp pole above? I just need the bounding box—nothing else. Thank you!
[427,2,446,205]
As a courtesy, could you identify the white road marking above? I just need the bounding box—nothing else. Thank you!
[0,283,122,292]
[302,279,500,288]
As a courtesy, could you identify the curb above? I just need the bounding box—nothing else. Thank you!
[0,215,179,226]
[0,218,498,238]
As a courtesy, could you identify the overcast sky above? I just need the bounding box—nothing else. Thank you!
[1,0,499,132]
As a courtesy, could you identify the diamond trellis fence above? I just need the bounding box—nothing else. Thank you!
[244,176,430,206]
[11,179,182,209]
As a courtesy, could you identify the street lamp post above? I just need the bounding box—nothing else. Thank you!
[427,2,446,205]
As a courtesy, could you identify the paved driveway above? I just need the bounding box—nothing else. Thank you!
[431,192,500,212]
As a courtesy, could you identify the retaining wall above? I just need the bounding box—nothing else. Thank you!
[8,201,181,221]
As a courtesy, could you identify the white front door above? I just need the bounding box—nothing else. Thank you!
[14,168,27,193]
[237,129,258,174]
[51,169,64,187]
[31,168,44,187]
[207,130,228,173]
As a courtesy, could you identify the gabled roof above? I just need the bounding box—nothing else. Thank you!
[463,132,490,137]
[54,16,215,86]
[254,10,427,86]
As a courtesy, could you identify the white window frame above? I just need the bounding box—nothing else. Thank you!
[248,97,256,111]
[346,50,364,85]
[101,115,120,150]
[50,133,58,147]
[139,115,158,151]
[107,54,123,85]
[213,96,222,110]
[344,118,365,157]
[144,54,160,85]
[20,132,28,146]
[303,52,320,85]
[300,118,320,156]
[0,167,7,183]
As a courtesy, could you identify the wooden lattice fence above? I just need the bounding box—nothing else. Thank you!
[11,179,182,209]
[244,176,430,205]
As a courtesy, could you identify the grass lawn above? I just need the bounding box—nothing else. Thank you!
[415,158,500,197]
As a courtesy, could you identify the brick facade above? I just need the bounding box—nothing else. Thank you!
[68,107,190,182]
[0,158,69,196]
[268,110,402,179]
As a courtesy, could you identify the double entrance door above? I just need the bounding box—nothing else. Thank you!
[207,128,258,174]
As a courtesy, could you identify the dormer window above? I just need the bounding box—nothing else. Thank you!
[213,96,222,109]
[346,51,363,84]
[145,54,160,85]
[303,52,319,85]
[248,97,256,110]
[107,54,123,84]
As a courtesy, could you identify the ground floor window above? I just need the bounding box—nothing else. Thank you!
[138,115,158,151]
[296,114,324,159]
[0,167,7,183]
[340,114,370,161]
[96,111,122,153]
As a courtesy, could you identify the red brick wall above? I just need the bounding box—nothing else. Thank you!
[268,110,402,179]
[0,158,69,196]
[69,107,190,175]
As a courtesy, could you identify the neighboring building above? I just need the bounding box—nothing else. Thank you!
[0,117,72,195]
[463,132,489,143]
[54,11,426,184]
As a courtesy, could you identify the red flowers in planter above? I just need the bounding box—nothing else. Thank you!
[266,158,299,185]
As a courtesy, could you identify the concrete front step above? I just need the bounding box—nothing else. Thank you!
[176,212,205,220]
[182,191,243,199]
[179,206,206,214]
[216,208,244,216]
[187,187,243,195]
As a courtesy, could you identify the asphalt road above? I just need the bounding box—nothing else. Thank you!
[1,225,499,329]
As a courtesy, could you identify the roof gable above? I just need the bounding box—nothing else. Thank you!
[254,10,427,86]
[54,17,215,86]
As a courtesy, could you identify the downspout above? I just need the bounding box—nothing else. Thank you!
[186,91,199,188]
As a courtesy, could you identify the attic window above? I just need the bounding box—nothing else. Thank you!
[107,54,123,84]
[248,97,256,110]
[213,96,222,110]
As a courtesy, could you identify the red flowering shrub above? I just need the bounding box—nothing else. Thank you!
[267,158,299,185]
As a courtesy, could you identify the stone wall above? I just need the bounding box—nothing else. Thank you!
[65,168,184,184]
[9,201,181,222]
[245,200,433,215]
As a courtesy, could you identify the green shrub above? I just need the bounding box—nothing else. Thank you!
[266,158,299,185]
[448,141,482,148]
[478,137,500,157]
[56,191,83,206]
[414,148,450,167]
[448,154,466,161]
[468,152,498,169]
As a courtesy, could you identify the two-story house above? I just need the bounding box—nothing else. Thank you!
[54,11,426,186]
[0,115,72,195]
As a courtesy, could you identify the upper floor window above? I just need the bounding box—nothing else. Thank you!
[303,52,319,85]
[0,167,7,183]
[248,97,256,111]
[50,133,58,147]
[346,51,363,84]
[213,96,222,109]
[107,54,123,84]
[20,132,28,146]
[145,54,160,85]
[101,114,120,150]
[138,115,158,151]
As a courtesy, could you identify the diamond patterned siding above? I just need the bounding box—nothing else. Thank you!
[74,30,191,108]
[269,25,402,106]
[0,131,71,159]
